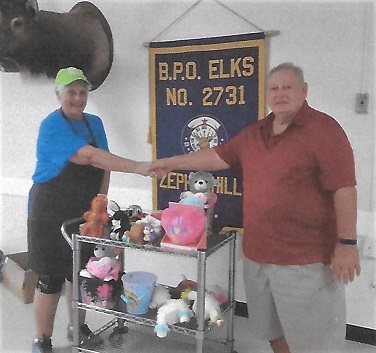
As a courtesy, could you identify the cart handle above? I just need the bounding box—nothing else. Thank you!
[61,217,84,249]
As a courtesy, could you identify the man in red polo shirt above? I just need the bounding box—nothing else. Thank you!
[150,62,360,353]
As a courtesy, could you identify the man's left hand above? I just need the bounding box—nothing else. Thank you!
[330,244,361,284]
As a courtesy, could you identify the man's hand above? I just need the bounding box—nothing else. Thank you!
[148,159,170,179]
[330,244,361,284]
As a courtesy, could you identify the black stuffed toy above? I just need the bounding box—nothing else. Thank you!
[111,210,131,241]
[108,200,131,241]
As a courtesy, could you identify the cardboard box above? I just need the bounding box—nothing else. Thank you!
[2,252,38,304]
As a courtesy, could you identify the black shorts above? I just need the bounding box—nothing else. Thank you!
[36,273,72,294]
[28,219,94,275]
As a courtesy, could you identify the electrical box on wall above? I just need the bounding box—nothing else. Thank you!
[355,93,369,114]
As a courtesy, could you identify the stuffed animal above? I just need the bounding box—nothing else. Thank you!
[169,275,198,299]
[123,222,145,244]
[154,299,192,338]
[80,194,109,237]
[86,245,121,281]
[181,171,218,206]
[107,200,132,241]
[180,171,218,234]
[161,203,206,245]
[179,191,207,209]
[110,209,131,241]
[181,289,224,327]
[149,285,171,310]
[126,204,143,221]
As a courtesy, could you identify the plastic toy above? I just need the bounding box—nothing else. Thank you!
[80,194,109,237]
[154,299,192,338]
[140,215,163,243]
[85,245,121,281]
[143,223,153,242]
[182,289,224,327]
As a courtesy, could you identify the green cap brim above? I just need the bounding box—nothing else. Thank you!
[55,67,91,86]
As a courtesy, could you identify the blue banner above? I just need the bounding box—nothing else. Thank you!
[150,32,266,230]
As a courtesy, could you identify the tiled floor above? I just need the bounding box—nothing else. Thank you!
[0,283,374,353]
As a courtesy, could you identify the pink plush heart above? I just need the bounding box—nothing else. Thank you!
[161,203,205,245]
[87,257,112,279]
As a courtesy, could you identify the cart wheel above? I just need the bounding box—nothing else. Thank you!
[108,325,129,347]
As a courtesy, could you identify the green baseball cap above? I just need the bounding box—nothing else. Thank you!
[55,67,91,86]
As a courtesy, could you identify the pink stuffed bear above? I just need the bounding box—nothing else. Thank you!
[86,245,121,281]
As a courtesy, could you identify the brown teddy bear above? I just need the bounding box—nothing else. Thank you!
[123,222,145,244]
[80,194,109,237]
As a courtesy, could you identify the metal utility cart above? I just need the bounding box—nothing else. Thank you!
[62,218,237,353]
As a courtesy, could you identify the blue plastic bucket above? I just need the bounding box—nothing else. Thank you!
[121,271,157,315]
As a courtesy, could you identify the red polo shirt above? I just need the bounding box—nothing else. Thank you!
[214,101,356,265]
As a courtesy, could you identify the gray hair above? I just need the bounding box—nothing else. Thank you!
[268,62,305,83]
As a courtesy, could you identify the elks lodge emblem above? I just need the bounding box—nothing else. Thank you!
[181,115,228,154]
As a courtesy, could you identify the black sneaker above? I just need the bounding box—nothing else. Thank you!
[67,323,104,346]
[32,335,53,353]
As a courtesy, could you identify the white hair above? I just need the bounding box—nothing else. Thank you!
[268,62,305,83]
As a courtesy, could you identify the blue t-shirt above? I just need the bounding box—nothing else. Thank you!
[32,110,109,183]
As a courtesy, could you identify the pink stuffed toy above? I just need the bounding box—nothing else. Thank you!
[86,245,121,281]
[161,203,205,245]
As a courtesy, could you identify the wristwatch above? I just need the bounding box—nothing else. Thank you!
[337,238,357,245]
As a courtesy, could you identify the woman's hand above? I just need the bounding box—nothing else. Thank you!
[148,159,170,179]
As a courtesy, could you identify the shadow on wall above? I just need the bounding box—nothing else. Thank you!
[0,0,113,90]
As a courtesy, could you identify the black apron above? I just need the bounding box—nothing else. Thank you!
[28,112,105,275]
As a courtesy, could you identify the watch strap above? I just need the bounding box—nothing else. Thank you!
[337,238,357,245]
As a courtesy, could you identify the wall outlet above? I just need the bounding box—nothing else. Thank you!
[355,93,369,114]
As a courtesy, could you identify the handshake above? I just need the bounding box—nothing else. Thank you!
[137,159,170,179]
[130,148,224,179]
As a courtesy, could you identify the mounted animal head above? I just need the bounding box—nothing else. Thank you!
[0,0,113,90]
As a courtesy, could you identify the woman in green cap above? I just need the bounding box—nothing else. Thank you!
[28,67,150,353]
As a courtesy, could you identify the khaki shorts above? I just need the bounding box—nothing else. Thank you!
[243,259,346,353]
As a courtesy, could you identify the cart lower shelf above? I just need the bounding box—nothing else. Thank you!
[78,295,235,336]
[77,319,236,353]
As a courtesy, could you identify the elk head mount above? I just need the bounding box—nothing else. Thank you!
[0,0,113,90]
